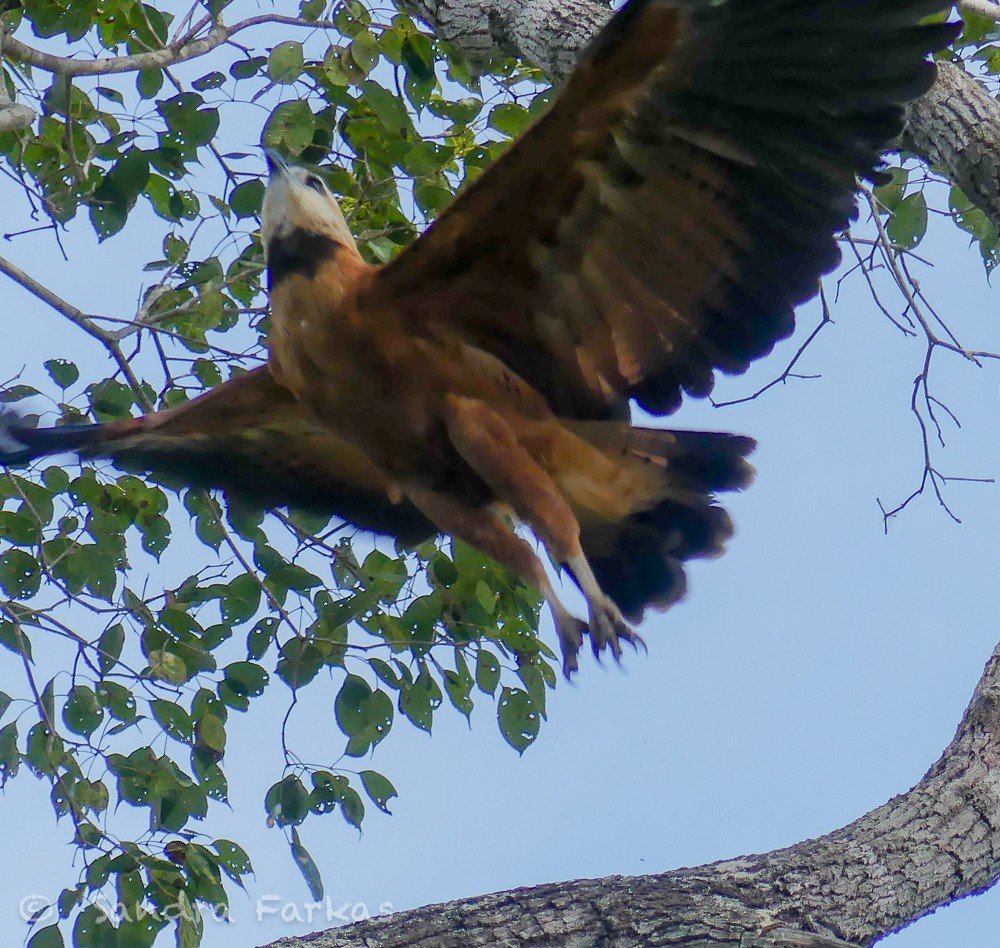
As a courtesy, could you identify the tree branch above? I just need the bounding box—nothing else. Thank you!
[959,0,1000,22]
[261,638,1000,946]
[0,86,33,133]
[0,14,342,78]
[0,254,152,409]
[0,254,110,342]
[902,60,1000,237]
[397,0,612,80]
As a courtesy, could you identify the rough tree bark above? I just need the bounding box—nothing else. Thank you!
[396,0,612,80]
[901,60,1000,231]
[264,643,1000,947]
[259,2,1000,946]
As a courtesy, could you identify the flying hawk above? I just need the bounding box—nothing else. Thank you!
[0,0,958,674]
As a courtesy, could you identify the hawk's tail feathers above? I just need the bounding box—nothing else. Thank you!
[562,424,755,622]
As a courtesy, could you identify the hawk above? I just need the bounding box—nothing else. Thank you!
[0,0,958,674]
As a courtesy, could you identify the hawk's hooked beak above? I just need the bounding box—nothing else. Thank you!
[264,148,290,178]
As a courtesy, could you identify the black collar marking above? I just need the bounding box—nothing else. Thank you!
[267,230,339,287]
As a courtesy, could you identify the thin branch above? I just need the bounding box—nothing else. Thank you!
[711,284,832,408]
[0,254,108,342]
[0,83,34,132]
[0,254,152,410]
[0,14,342,79]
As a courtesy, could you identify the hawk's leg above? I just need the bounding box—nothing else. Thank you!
[440,395,644,668]
[402,483,587,675]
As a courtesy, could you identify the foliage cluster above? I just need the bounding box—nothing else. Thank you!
[0,2,557,944]
[1,2,998,945]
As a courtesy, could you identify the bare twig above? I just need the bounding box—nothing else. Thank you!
[711,284,832,408]
[850,183,998,524]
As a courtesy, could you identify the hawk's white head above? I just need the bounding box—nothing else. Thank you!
[260,149,358,256]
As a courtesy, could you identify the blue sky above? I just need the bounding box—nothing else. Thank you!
[2,29,1000,948]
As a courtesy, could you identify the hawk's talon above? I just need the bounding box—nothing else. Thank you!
[552,612,587,678]
[586,598,645,665]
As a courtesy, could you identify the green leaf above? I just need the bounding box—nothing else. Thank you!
[43,358,79,388]
[263,100,318,155]
[214,838,252,884]
[402,34,435,83]
[290,827,323,900]
[26,925,64,948]
[497,687,540,754]
[222,572,261,622]
[97,681,137,723]
[349,30,380,75]
[193,71,227,91]
[158,93,220,151]
[338,783,365,829]
[0,510,42,546]
[98,622,125,674]
[361,80,410,132]
[476,648,500,695]
[488,103,532,138]
[265,774,309,826]
[0,721,20,783]
[222,661,269,698]
[63,685,104,737]
[147,649,189,685]
[137,68,164,99]
[475,579,496,615]
[196,713,226,756]
[0,549,41,599]
[335,674,393,756]
[336,0,371,36]
[359,769,396,814]
[247,616,278,660]
[268,41,305,83]
[230,179,265,218]
[90,148,151,238]
[26,721,63,776]
[87,378,135,420]
[300,0,325,18]
[0,384,40,403]
[231,56,267,80]
[398,666,442,733]
[276,637,324,690]
[431,554,459,587]
[950,184,1000,271]
[886,191,928,250]
[73,903,115,946]
[150,699,195,743]
[874,166,908,212]
[443,662,474,719]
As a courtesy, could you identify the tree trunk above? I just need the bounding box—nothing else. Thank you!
[901,59,1000,231]
[262,641,1000,947]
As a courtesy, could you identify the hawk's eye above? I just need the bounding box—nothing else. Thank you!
[304,174,325,194]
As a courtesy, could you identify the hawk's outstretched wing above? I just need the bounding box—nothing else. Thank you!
[0,367,435,545]
[374,0,956,419]
[2,0,960,675]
